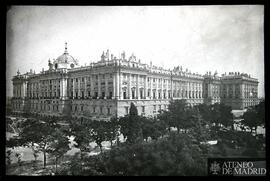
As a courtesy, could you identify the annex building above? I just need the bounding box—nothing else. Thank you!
[11,43,259,120]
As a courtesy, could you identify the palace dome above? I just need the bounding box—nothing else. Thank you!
[53,42,78,68]
[55,52,76,64]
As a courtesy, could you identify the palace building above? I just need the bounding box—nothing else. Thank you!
[11,43,259,120]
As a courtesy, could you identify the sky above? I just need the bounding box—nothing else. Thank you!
[6,5,264,97]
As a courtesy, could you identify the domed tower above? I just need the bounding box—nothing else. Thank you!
[53,42,78,69]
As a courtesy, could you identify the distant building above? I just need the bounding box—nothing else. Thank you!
[11,43,259,119]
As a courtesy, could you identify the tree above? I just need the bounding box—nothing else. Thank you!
[90,120,107,153]
[17,117,61,168]
[84,132,208,176]
[242,107,260,134]
[254,100,265,128]
[218,103,234,130]
[140,117,153,142]
[105,117,120,147]
[157,110,171,132]
[48,128,70,174]
[189,108,211,144]
[163,100,195,133]
[129,102,138,116]
[141,117,166,141]
[119,102,143,144]
[69,120,93,160]
[195,103,212,125]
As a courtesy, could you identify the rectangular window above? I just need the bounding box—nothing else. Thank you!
[132,90,135,99]
[123,91,127,99]
[107,107,110,115]
[109,91,113,98]
[81,91,84,99]
[125,106,129,115]
[142,106,145,113]
[102,92,105,98]
[93,106,96,113]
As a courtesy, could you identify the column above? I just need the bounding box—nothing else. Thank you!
[161,77,163,99]
[90,75,94,98]
[37,81,41,98]
[128,74,131,99]
[85,77,87,98]
[145,76,148,99]
[60,79,63,98]
[232,84,235,98]
[73,79,75,99]
[187,82,190,99]
[200,83,203,98]
[98,75,101,98]
[150,77,153,99]
[208,84,212,98]
[166,79,169,98]
[192,83,194,98]
[113,73,116,99]
[22,82,25,98]
[62,78,68,99]
[179,81,182,99]
[171,80,174,98]
[117,72,121,99]
[64,78,68,98]
[136,74,139,99]
[46,81,49,98]
[105,74,108,98]
[78,78,81,98]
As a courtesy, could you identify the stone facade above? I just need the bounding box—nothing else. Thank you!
[11,44,259,119]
